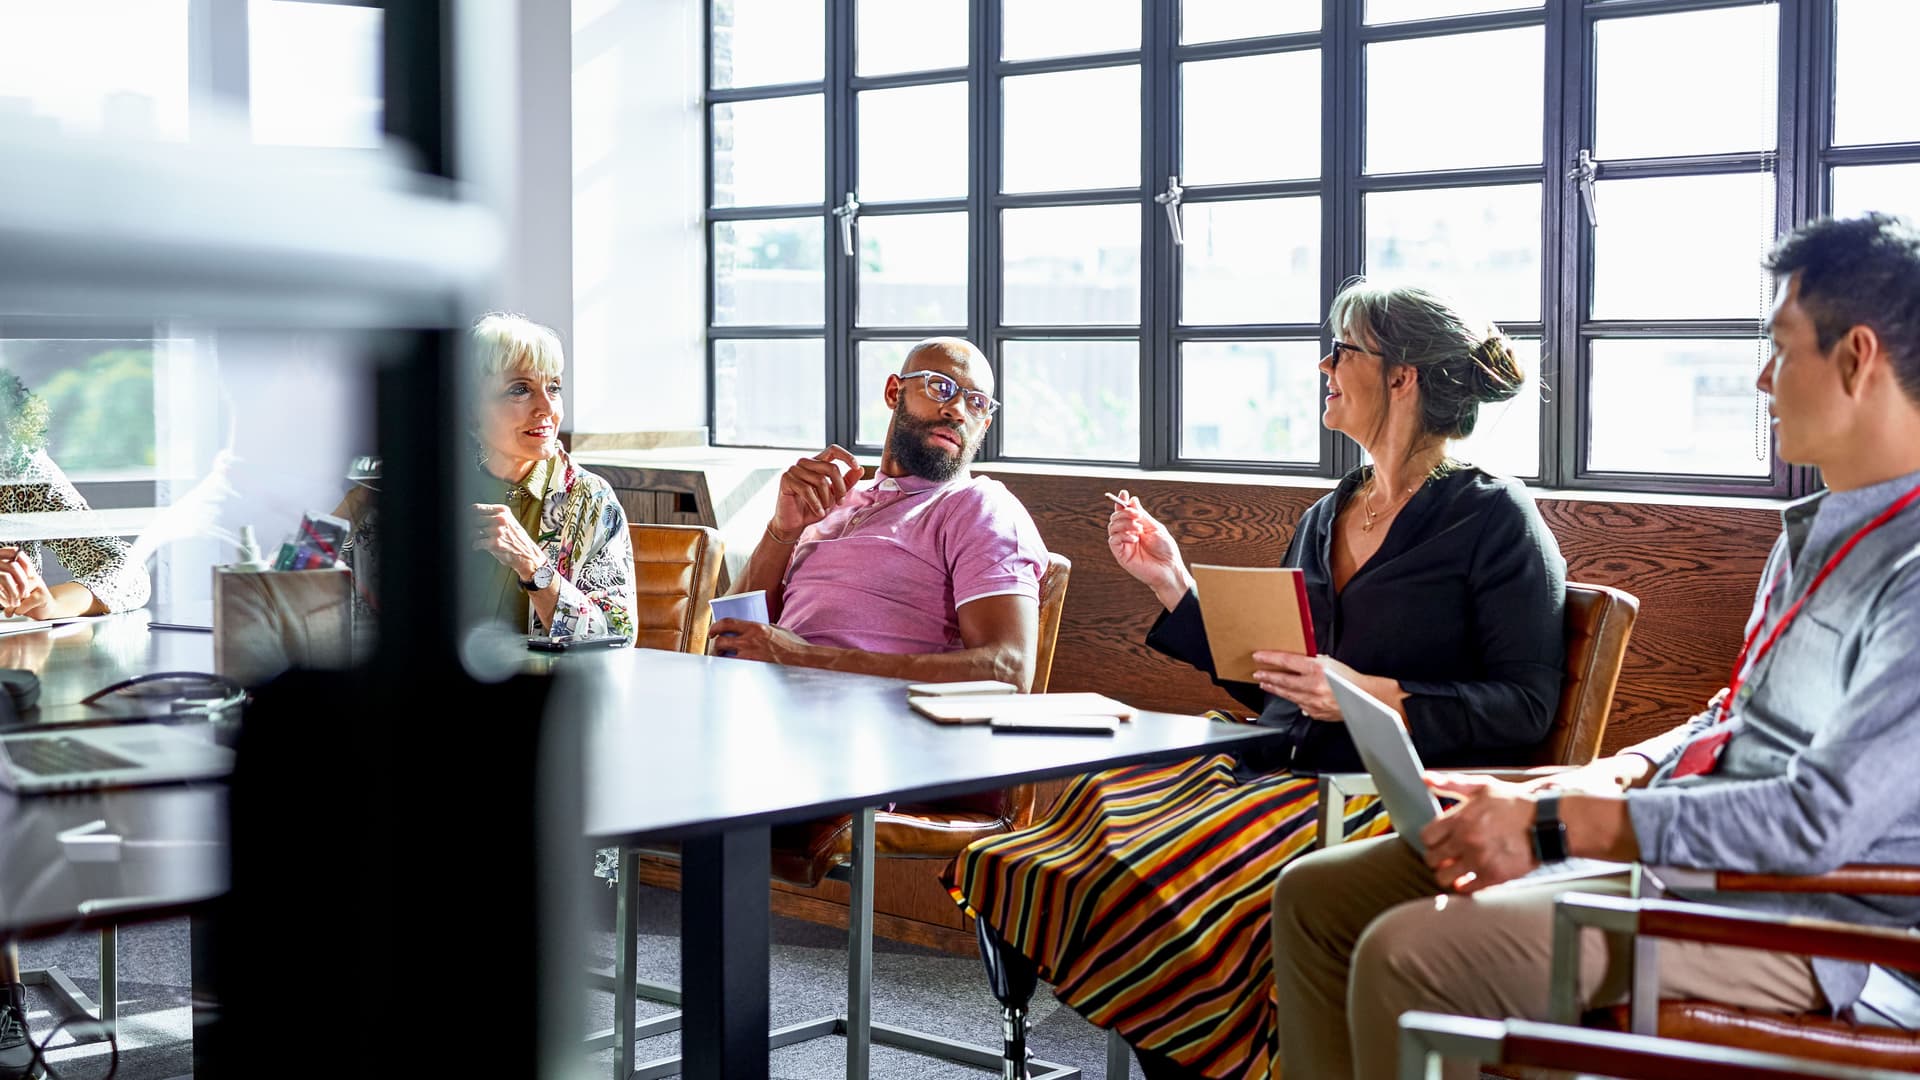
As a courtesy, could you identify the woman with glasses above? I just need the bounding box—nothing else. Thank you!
[950,281,1566,1080]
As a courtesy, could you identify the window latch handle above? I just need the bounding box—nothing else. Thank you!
[1567,149,1599,228]
[1153,175,1184,246]
[831,191,860,256]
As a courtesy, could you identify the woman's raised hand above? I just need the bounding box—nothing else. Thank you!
[1105,490,1192,610]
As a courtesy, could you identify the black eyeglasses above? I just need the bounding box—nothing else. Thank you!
[898,370,1001,418]
[1328,340,1383,370]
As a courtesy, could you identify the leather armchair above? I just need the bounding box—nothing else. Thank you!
[1317,580,1641,846]
[1551,868,1920,1071]
[626,522,723,653]
[766,552,1068,886]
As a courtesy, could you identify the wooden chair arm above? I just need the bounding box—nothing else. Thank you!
[1557,893,1920,974]
[1712,863,1920,896]
[1396,1012,1903,1080]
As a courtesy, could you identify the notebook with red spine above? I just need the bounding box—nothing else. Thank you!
[1189,564,1317,683]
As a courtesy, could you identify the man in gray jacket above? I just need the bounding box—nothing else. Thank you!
[1270,211,1920,1080]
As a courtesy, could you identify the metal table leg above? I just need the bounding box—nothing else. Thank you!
[676,825,771,1080]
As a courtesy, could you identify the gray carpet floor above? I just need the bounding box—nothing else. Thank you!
[13,884,1145,1079]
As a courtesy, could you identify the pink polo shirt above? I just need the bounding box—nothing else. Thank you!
[777,472,1047,654]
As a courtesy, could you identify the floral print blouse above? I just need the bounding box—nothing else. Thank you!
[0,450,150,612]
[523,452,637,641]
[340,449,636,643]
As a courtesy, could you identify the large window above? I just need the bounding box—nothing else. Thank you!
[705,0,1913,497]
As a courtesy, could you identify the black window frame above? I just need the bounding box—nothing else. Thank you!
[704,0,1890,499]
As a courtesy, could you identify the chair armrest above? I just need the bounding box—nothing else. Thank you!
[1397,1012,1900,1080]
[1549,893,1920,1029]
[1712,863,1920,896]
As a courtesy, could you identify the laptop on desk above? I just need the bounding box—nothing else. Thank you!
[0,724,233,793]
[1325,670,1629,886]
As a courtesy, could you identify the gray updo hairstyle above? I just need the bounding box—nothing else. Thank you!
[1327,279,1524,440]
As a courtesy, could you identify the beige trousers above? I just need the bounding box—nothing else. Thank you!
[1269,835,1826,1080]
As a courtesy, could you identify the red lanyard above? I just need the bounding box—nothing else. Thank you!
[1721,479,1920,716]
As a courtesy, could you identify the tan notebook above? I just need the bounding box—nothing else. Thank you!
[1189,564,1317,683]
[911,692,1137,725]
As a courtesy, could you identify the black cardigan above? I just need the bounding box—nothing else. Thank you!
[1145,465,1566,775]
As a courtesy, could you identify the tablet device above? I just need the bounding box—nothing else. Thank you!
[989,716,1117,735]
[1324,670,1442,854]
[527,632,629,652]
[907,680,1018,697]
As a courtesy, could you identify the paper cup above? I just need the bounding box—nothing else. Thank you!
[710,590,770,624]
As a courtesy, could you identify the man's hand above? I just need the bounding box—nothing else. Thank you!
[1420,773,1540,894]
[774,445,865,537]
[709,618,813,664]
[472,504,547,581]
[0,548,56,620]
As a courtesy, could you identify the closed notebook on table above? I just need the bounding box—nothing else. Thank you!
[910,692,1137,725]
[1189,564,1316,683]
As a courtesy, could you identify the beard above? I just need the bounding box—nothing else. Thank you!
[888,405,977,482]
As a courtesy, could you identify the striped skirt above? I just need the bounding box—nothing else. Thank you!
[948,754,1392,1080]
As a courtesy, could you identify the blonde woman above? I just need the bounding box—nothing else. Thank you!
[337,313,636,641]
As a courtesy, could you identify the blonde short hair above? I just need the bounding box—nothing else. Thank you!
[472,312,565,379]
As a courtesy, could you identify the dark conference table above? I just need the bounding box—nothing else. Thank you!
[573,647,1289,1080]
[0,615,226,941]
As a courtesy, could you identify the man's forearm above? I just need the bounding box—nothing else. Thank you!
[735,525,794,617]
[1561,793,1642,862]
[784,640,1033,690]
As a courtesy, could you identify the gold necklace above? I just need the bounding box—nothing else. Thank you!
[1359,474,1421,532]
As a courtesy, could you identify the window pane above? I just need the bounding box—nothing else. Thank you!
[712,95,824,208]
[1182,0,1317,43]
[857,341,914,445]
[858,83,967,203]
[1588,339,1770,477]
[712,0,822,89]
[1831,164,1920,225]
[1452,338,1541,480]
[0,339,166,475]
[1001,340,1139,460]
[1591,174,1774,321]
[1181,198,1321,326]
[1367,28,1543,173]
[248,1,382,148]
[0,0,188,141]
[1179,341,1321,463]
[714,339,825,447]
[1003,204,1141,326]
[858,213,968,328]
[714,218,825,326]
[1003,66,1141,193]
[1002,0,1139,60]
[859,0,967,75]
[1835,0,1920,146]
[1366,0,1541,24]
[1595,7,1776,161]
[1364,185,1541,322]
[1182,52,1319,185]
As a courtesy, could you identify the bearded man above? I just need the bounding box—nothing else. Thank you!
[709,337,1048,688]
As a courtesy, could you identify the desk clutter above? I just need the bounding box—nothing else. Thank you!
[212,510,355,687]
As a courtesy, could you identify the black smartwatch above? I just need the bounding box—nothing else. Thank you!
[518,561,555,592]
[1531,794,1569,864]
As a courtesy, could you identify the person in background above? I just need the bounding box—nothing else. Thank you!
[1271,213,1920,1080]
[951,282,1563,1080]
[707,336,1047,688]
[0,369,152,1079]
[335,313,637,643]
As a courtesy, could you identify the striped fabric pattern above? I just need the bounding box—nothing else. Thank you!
[950,754,1392,1079]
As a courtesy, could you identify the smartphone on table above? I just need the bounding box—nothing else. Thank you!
[526,632,629,652]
